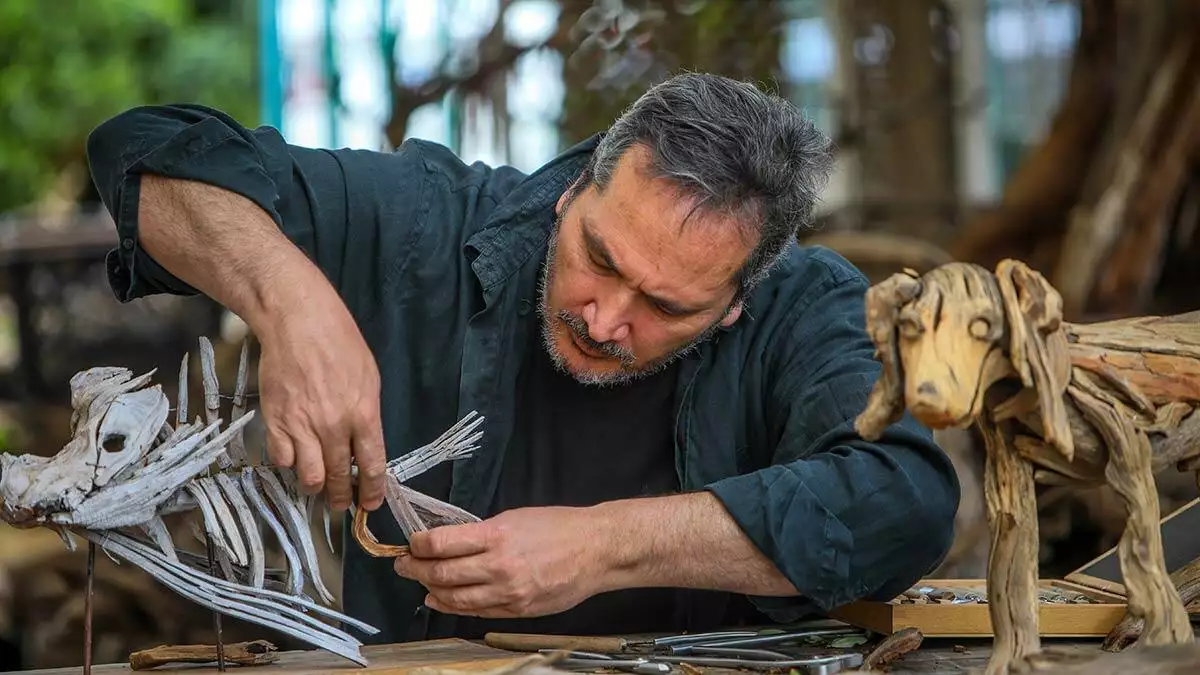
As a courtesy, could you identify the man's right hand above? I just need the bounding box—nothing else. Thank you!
[255,287,388,512]
[134,174,388,512]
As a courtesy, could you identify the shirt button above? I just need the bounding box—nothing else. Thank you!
[122,238,134,249]
[518,299,532,316]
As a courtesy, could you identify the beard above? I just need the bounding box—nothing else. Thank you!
[535,209,726,387]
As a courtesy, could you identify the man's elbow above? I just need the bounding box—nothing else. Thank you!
[866,457,960,601]
[86,110,141,208]
[916,471,960,568]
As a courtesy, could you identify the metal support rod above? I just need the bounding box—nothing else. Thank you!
[84,541,95,675]
[207,537,226,671]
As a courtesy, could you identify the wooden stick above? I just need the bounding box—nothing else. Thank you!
[1071,385,1193,646]
[484,632,628,654]
[863,627,923,670]
[979,417,1041,675]
[83,541,95,675]
[352,504,411,558]
[206,535,226,671]
[129,640,279,670]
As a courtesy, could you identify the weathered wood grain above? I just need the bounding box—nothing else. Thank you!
[854,258,1200,673]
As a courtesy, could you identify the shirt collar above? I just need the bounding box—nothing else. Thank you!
[465,134,601,291]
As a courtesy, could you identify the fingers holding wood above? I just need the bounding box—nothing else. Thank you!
[352,503,411,558]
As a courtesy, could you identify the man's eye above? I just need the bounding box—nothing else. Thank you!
[654,302,684,317]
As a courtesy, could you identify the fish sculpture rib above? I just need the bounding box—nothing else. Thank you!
[0,337,485,666]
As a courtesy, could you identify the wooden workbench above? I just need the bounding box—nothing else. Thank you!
[16,639,536,675]
[15,634,1200,674]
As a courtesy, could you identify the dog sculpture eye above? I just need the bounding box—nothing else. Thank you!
[969,317,991,340]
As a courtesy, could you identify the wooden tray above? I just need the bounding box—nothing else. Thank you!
[828,578,1128,638]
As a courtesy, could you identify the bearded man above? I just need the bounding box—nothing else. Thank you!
[85,72,958,642]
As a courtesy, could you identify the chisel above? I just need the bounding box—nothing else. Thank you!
[484,632,634,653]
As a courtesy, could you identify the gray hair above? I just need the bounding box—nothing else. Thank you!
[578,72,835,303]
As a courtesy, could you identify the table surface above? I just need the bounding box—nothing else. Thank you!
[16,638,534,675]
[13,634,1156,675]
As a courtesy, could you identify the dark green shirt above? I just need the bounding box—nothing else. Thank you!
[85,103,960,642]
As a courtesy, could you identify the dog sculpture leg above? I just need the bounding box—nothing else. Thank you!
[979,416,1041,675]
[1071,387,1193,646]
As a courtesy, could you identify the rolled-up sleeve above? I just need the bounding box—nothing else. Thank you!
[705,267,960,620]
[85,103,432,321]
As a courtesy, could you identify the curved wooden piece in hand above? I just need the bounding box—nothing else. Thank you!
[352,506,411,558]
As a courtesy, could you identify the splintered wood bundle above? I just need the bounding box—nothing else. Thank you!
[0,337,484,666]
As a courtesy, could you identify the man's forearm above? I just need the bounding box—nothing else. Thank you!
[592,491,799,597]
[137,174,335,334]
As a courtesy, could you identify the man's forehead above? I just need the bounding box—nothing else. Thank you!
[577,191,751,306]
[592,147,751,239]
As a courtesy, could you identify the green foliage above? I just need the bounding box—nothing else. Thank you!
[0,0,258,213]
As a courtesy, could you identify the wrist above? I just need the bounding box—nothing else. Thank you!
[235,249,343,344]
[586,499,657,593]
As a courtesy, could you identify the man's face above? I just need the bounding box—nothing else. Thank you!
[538,145,754,386]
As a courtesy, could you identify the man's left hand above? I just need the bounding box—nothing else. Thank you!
[393,505,614,618]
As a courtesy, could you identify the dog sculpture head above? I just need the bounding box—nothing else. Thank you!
[854,259,1075,461]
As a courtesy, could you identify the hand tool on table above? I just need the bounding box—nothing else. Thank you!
[650,653,864,674]
[540,649,864,674]
[484,624,866,654]
[541,651,673,674]
[663,626,865,654]
[485,631,759,653]
[486,625,871,674]
[485,632,638,653]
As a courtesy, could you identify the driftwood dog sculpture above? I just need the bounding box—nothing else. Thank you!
[0,337,484,666]
[854,259,1200,674]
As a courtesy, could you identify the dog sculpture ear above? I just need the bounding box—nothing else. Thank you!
[855,269,922,441]
[994,259,1074,461]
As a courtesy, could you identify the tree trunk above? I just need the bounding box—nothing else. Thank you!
[835,0,959,242]
[949,1,1200,320]
[949,0,1118,268]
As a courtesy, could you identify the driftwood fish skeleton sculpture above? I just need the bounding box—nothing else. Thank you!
[853,259,1200,675]
[0,337,485,666]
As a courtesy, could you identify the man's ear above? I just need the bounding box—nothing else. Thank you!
[556,177,585,215]
[720,302,743,327]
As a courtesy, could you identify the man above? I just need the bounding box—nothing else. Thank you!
[85,72,959,642]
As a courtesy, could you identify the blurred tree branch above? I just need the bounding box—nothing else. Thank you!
[385,0,575,148]
[949,0,1200,319]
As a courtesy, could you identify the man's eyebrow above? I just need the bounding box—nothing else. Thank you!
[581,217,620,272]
[581,216,704,316]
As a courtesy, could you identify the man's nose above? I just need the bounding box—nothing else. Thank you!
[582,296,631,343]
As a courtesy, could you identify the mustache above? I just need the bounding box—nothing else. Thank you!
[558,310,635,365]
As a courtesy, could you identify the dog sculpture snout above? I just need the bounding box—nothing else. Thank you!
[854,260,1075,462]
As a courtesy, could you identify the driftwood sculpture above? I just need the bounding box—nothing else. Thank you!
[853,259,1200,675]
[0,337,484,667]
